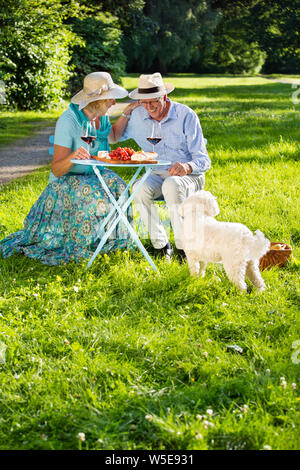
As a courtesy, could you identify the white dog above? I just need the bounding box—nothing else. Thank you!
[179,191,270,292]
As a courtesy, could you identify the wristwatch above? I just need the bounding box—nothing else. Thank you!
[121,112,131,119]
[187,163,193,174]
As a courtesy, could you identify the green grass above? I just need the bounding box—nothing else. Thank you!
[0,107,66,148]
[0,75,299,450]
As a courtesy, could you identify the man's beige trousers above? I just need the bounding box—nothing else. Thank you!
[133,169,205,249]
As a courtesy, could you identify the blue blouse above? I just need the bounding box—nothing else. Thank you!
[51,103,112,178]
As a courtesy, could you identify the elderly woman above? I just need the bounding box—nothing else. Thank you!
[0,72,138,265]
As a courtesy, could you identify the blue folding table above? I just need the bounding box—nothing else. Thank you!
[70,159,171,271]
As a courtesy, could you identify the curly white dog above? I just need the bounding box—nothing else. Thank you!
[179,191,270,292]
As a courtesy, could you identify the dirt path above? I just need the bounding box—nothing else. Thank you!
[0,101,130,185]
[259,74,300,85]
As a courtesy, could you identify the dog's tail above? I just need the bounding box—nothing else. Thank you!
[249,230,270,259]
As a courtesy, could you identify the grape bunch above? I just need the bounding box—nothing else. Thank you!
[109,147,135,161]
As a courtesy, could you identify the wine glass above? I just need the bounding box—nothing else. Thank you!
[146,121,162,152]
[81,120,97,155]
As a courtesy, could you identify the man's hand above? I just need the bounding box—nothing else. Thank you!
[168,162,192,176]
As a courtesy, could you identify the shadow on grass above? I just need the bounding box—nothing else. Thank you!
[171,81,293,95]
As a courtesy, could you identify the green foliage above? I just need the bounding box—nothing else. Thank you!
[68,12,126,95]
[0,0,79,110]
[211,39,267,75]
[210,0,300,74]
[123,0,299,74]
[249,0,300,74]
[123,0,219,74]
[0,0,299,112]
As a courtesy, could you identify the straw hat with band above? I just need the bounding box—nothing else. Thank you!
[71,72,128,111]
[129,73,175,100]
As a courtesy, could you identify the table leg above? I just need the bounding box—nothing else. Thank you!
[87,166,157,271]
[94,166,143,239]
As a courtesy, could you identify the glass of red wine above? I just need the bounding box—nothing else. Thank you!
[147,121,162,152]
[81,120,97,156]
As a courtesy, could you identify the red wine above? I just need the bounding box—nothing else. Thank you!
[81,136,96,145]
[147,137,162,145]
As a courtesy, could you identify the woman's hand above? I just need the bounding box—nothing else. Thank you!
[52,145,90,177]
[123,101,140,115]
[109,101,140,144]
[72,146,90,160]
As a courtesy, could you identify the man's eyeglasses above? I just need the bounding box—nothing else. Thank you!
[138,98,162,106]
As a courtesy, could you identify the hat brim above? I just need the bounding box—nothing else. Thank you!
[128,83,174,100]
[71,85,128,110]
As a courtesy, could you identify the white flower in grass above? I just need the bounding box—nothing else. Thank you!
[206,409,213,416]
[202,420,214,429]
[145,414,153,422]
[196,414,203,421]
[195,432,203,440]
[291,383,297,390]
[263,445,272,450]
[97,438,104,444]
[280,377,287,389]
[73,286,79,293]
[241,404,248,413]
[77,432,86,442]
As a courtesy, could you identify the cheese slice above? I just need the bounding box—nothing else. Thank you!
[97,151,109,159]
[131,151,158,161]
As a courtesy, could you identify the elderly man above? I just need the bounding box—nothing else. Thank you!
[120,73,211,262]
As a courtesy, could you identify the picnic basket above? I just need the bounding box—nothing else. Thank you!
[259,242,292,270]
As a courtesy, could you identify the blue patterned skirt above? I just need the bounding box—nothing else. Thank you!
[0,171,133,265]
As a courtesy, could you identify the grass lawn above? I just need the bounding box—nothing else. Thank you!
[0,75,299,450]
[0,108,65,148]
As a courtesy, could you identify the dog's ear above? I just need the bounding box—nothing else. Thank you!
[203,192,220,217]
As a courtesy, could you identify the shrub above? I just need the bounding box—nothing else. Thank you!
[0,0,79,110]
[212,39,267,75]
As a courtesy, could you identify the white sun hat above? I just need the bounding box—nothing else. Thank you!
[129,72,175,100]
[71,72,128,110]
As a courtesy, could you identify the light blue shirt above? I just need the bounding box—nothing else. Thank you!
[121,100,210,174]
[54,103,112,176]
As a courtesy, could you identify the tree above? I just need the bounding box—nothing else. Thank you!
[68,12,126,94]
[249,0,300,73]
[72,0,147,78]
[210,0,300,74]
[0,0,79,110]
[123,0,219,74]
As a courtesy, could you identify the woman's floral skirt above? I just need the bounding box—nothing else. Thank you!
[0,171,133,265]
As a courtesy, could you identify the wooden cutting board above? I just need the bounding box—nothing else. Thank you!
[92,157,158,164]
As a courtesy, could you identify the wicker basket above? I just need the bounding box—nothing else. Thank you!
[259,242,292,270]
